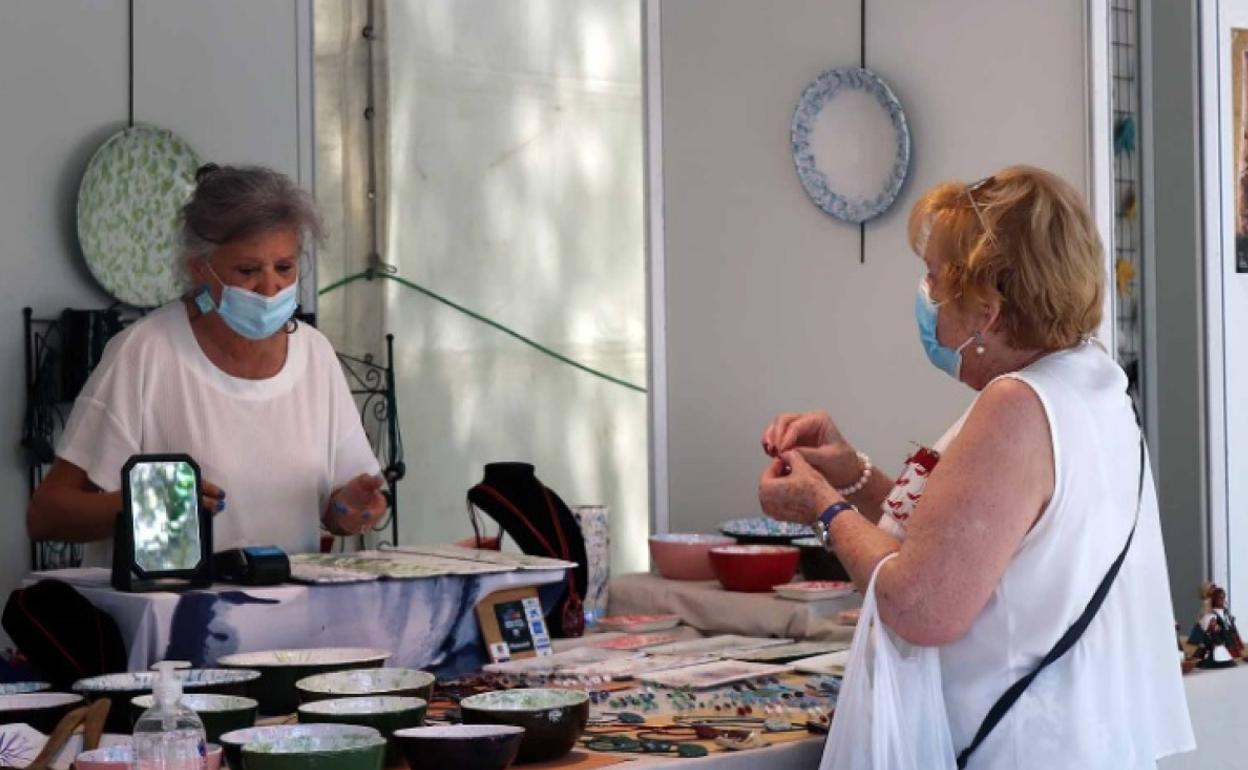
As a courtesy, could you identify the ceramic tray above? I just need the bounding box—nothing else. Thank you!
[643,635,792,657]
[588,632,685,651]
[772,580,856,601]
[288,560,379,585]
[596,614,681,634]
[638,660,792,690]
[390,544,576,571]
[76,125,200,308]
[723,641,850,664]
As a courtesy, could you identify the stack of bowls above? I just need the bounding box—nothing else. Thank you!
[647,534,735,580]
[74,669,260,733]
[298,696,427,767]
[216,648,390,716]
[219,723,381,770]
[459,689,588,764]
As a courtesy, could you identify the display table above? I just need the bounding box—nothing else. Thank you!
[607,573,857,642]
[25,567,566,677]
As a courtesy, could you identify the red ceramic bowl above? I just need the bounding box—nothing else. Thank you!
[649,534,736,580]
[709,545,801,592]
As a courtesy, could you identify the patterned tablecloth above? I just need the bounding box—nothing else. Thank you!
[24,567,567,677]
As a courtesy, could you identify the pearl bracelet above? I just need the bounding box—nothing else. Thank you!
[836,451,872,496]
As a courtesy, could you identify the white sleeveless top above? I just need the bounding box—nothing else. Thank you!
[880,342,1193,769]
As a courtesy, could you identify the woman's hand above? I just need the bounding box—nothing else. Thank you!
[327,474,388,535]
[761,411,860,487]
[758,451,841,526]
[201,481,226,516]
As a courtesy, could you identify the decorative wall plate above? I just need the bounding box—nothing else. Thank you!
[791,67,911,223]
[76,125,199,308]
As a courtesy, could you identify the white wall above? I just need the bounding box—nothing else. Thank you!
[0,0,310,650]
[658,0,1090,534]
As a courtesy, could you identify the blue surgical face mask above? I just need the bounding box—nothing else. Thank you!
[915,277,975,380]
[197,263,298,340]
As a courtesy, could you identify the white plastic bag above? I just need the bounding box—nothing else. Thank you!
[820,553,957,770]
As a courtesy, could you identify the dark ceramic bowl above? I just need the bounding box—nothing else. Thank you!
[394,725,524,770]
[793,537,851,581]
[298,696,427,767]
[296,668,435,705]
[0,692,83,733]
[130,693,258,744]
[219,723,381,770]
[73,669,260,733]
[709,545,800,592]
[241,732,386,770]
[459,689,589,764]
[216,648,389,716]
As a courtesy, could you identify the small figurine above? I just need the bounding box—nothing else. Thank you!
[1187,582,1243,669]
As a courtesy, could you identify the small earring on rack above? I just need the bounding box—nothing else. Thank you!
[974,331,986,356]
[193,284,216,315]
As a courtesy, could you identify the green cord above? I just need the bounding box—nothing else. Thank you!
[318,270,647,394]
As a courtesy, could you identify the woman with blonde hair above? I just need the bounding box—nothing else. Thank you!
[759,166,1193,768]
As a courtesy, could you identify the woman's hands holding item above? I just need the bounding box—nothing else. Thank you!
[761,410,861,488]
[327,473,388,535]
[758,450,841,527]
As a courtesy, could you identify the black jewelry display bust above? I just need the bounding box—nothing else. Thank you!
[467,462,588,637]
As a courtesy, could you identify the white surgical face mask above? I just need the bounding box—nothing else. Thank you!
[196,263,298,340]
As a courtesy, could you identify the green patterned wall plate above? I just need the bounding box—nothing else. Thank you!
[76,125,199,308]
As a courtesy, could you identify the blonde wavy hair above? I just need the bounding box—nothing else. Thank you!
[907,165,1104,350]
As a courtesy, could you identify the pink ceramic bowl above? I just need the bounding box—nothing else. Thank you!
[709,545,801,592]
[649,534,736,580]
[75,742,222,770]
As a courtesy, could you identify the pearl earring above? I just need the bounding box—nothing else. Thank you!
[974,331,986,356]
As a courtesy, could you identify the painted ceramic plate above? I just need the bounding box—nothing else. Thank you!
[639,660,791,690]
[726,641,850,664]
[791,66,911,223]
[76,125,200,308]
[718,518,814,543]
[590,632,684,651]
[217,648,390,668]
[596,614,681,634]
[792,649,851,676]
[643,635,792,657]
[73,668,259,693]
[0,682,49,696]
[288,561,379,585]
[772,581,856,601]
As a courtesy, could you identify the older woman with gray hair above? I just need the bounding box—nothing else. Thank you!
[27,164,385,562]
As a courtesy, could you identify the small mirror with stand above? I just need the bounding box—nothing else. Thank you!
[111,454,212,592]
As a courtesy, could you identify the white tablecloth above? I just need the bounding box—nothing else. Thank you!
[25,568,566,677]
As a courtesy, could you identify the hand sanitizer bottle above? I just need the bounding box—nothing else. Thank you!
[132,661,207,770]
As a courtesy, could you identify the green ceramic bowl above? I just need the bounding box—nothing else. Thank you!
[130,693,259,744]
[296,669,435,705]
[216,648,390,716]
[73,669,260,733]
[394,725,525,770]
[219,723,380,770]
[459,689,589,764]
[0,693,84,734]
[298,696,427,767]
[241,732,386,770]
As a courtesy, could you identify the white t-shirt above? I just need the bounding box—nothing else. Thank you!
[56,302,381,565]
[879,342,1194,769]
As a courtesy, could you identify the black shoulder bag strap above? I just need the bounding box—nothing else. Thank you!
[956,432,1146,769]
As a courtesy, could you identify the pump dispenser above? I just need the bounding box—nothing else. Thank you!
[132,661,207,770]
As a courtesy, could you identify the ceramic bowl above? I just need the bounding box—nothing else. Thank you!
[73,669,260,733]
[648,534,735,580]
[130,693,258,744]
[216,648,389,716]
[241,732,386,770]
[0,692,84,733]
[718,517,815,545]
[74,742,222,770]
[0,681,50,695]
[219,723,381,770]
[793,537,851,581]
[296,668,435,705]
[298,696,426,767]
[394,725,524,770]
[709,545,801,592]
[459,689,588,764]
